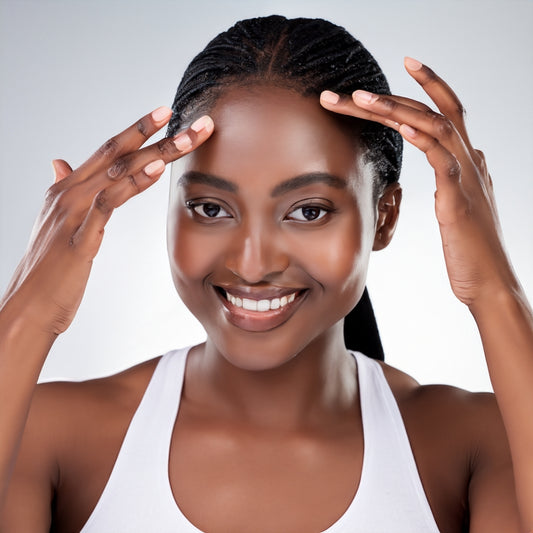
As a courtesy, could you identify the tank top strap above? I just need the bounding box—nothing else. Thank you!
[324,351,440,532]
[80,346,196,533]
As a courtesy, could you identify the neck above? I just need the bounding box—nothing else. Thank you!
[187,324,358,431]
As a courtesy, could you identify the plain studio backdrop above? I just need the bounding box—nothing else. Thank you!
[0,0,532,390]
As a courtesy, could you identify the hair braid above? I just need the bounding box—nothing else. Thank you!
[168,15,401,189]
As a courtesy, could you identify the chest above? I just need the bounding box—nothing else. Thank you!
[54,399,467,533]
[168,405,365,533]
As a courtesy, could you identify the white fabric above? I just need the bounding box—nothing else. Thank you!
[80,347,441,532]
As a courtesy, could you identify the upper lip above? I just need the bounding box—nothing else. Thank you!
[215,285,306,300]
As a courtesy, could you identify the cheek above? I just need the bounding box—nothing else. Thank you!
[289,213,373,293]
[168,212,222,288]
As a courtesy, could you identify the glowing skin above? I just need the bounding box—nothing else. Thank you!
[167,86,380,372]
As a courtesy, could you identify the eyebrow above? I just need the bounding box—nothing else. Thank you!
[178,170,347,196]
[178,171,238,193]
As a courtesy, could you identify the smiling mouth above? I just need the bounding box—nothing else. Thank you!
[214,286,307,331]
[218,288,298,312]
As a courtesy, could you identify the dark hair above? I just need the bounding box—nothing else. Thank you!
[169,15,400,360]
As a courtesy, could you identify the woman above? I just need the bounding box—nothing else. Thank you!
[1,15,532,532]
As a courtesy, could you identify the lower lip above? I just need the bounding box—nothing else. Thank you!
[216,289,307,332]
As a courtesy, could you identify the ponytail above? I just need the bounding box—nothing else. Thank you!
[344,287,384,361]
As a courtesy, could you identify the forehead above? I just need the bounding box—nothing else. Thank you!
[184,85,365,184]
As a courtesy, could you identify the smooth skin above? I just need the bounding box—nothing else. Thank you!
[0,58,531,532]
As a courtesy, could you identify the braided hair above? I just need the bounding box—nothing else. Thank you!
[168,15,403,360]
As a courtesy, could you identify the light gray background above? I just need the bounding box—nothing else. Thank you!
[1,0,532,390]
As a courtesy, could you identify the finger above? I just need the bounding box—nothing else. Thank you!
[52,159,73,183]
[351,90,471,163]
[93,159,165,213]
[403,57,475,153]
[70,159,166,259]
[102,115,214,183]
[72,114,215,201]
[68,105,173,185]
[398,123,468,224]
[320,91,431,132]
[320,91,400,130]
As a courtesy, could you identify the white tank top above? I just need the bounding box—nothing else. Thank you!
[80,347,441,532]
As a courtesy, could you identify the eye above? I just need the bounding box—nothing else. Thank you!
[186,201,231,219]
[287,205,330,222]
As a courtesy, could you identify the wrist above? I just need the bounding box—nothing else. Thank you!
[0,296,59,348]
[468,281,530,322]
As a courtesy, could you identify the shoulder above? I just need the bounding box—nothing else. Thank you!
[24,356,162,466]
[377,361,521,530]
[377,360,504,446]
[34,356,161,413]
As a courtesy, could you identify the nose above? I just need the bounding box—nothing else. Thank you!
[225,224,290,284]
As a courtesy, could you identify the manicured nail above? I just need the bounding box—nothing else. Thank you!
[151,106,172,122]
[173,133,193,152]
[404,57,423,71]
[190,115,214,133]
[144,159,165,176]
[320,90,340,105]
[400,124,417,138]
[354,90,378,104]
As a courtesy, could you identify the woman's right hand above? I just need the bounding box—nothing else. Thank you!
[0,108,214,336]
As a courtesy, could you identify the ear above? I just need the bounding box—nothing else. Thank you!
[372,183,402,251]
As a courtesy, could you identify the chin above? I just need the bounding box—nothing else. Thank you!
[204,328,303,372]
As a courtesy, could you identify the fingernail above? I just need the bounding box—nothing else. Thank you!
[151,106,172,122]
[173,133,193,152]
[400,124,417,138]
[354,90,378,104]
[190,115,214,133]
[144,159,165,176]
[404,57,423,71]
[384,119,400,130]
[320,90,340,105]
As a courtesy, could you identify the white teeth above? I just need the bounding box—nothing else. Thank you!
[257,299,270,312]
[224,290,299,312]
[242,298,257,311]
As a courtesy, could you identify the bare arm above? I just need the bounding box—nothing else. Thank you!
[320,59,533,528]
[0,107,214,511]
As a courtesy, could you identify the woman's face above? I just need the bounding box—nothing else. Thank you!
[168,86,382,370]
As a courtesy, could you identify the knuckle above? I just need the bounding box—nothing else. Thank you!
[378,96,397,114]
[95,190,112,214]
[107,157,128,179]
[454,100,466,118]
[136,118,150,138]
[97,137,120,159]
[431,113,454,139]
[446,157,461,179]
[157,138,178,157]
[474,149,486,162]
[127,174,140,194]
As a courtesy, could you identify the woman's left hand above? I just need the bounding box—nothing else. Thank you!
[320,58,518,310]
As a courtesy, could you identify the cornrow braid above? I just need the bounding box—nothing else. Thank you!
[168,15,401,360]
[168,15,402,190]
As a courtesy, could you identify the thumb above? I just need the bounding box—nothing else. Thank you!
[51,159,73,183]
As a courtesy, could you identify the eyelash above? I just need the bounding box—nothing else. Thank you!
[186,200,232,219]
[185,200,335,223]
